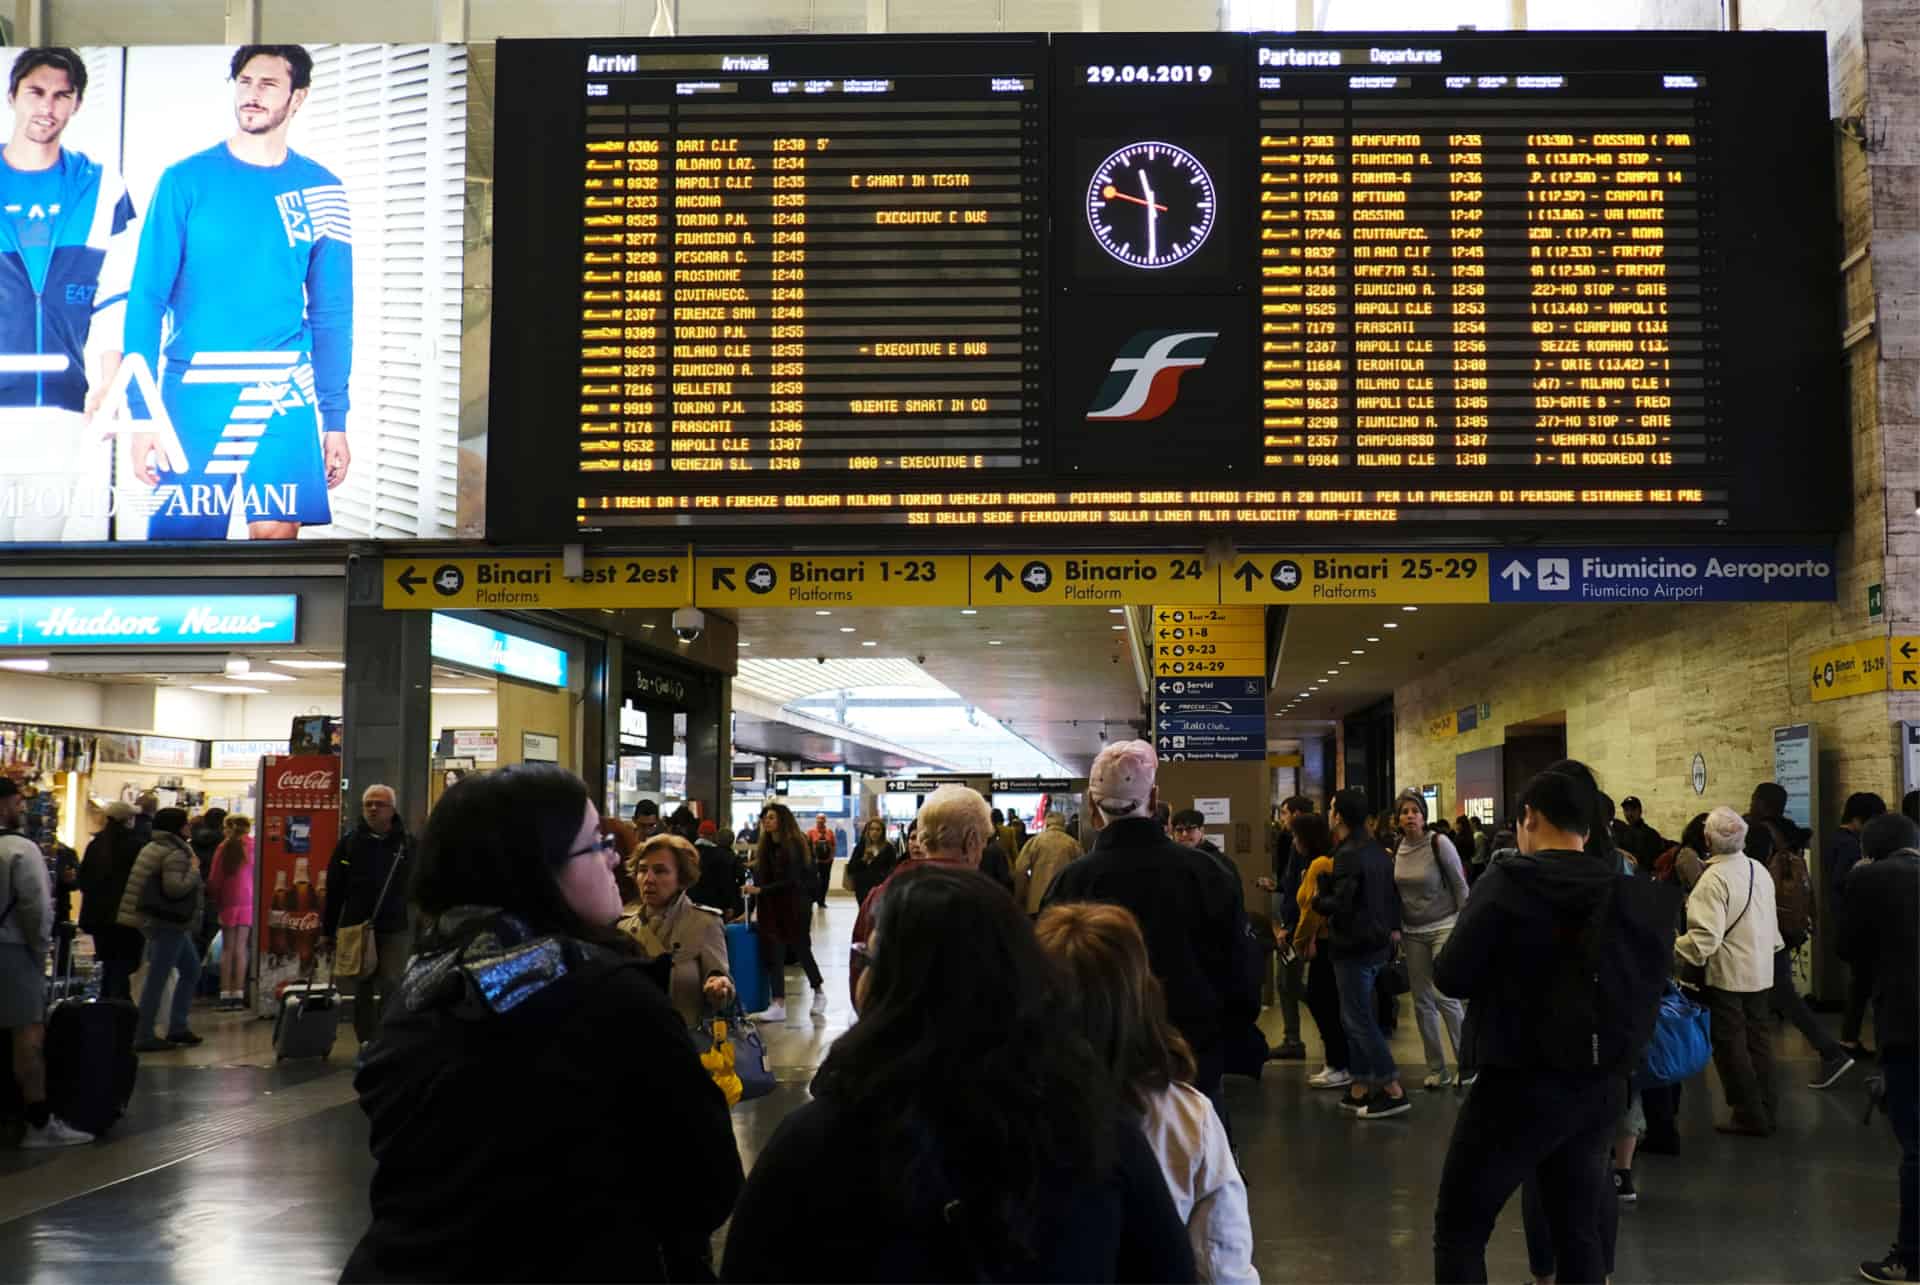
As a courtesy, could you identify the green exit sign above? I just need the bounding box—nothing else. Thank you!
[1869,583,1884,619]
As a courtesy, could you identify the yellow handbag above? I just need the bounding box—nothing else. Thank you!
[695,1017,743,1107]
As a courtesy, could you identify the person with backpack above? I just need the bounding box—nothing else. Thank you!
[1313,788,1408,1120]
[1675,806,1783,1135]
[1430,764,1671,1283]
[1840,811,1919,1285]
[77,802,145,1001]
[1746,783,1856,1089]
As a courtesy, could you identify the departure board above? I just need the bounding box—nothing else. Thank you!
[488,33,1841,543]
[1252,47,1710,476]
[567,40,1045,482]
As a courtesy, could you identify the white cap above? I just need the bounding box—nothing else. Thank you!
[1089,739,1157,817]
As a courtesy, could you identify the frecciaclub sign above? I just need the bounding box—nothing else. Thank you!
[0,595,300,647]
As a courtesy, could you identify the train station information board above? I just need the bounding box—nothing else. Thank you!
[489,32,1839,542]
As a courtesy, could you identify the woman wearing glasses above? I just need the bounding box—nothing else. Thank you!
[341,764,743,1283]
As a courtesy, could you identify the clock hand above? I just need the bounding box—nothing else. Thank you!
[1100,185,1168,212]
[1140,168,1157,263]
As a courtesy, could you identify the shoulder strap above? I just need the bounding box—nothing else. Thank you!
[1725,860,1755,933]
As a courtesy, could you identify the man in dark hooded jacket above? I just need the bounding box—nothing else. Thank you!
[1431,764,1673,1284]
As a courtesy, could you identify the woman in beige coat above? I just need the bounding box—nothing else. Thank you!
[619,834,735,1027]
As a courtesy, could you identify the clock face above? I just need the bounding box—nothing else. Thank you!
[1085,141,1217,270]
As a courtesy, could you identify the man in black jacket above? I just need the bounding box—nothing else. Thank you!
[1042,740,1256,1118]
[318,784,411,1045]
[1842,812,1919,1285]
[1312,788,1407,1118]
[1431,765,1672,1284]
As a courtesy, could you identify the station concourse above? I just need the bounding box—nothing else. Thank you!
[0,0,1915,1280]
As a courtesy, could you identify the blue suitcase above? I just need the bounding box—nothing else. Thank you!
[725,920,767,1015]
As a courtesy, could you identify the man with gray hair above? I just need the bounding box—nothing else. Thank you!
[319,784,410,1045]
[847,783,991,1007]
[1041,741,1257,1116]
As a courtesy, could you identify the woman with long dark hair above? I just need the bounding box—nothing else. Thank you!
[743,801,825,1022]
[723,863,1193,1283]
[341,765,742,1283]
[848,815,899,906]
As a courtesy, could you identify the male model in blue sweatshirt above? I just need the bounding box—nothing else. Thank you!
[125,44,352,540]
[0,47,138,541]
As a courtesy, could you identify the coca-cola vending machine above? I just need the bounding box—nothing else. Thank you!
[254,755,342,1017]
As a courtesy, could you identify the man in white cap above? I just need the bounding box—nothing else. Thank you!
[1041,740,1257,1116]
[847,783,995,1009]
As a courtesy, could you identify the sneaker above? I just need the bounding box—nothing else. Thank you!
[1338,1091,1369,1114]
[165,1030,204,1047]
[750,1001,786,1023]
[132,1037,174,1054]
[1359,1090,1411,1120]
[810,989,828,1018]
[1810,1052,1857,1089]
[1860,1246,1918,1283]
[1613,1169,1637,1203]
[1457,1071,1480,1090]
[1309,1067,1353,1090]
[19,1116,94,1149]
[1423,1071,1454,1090]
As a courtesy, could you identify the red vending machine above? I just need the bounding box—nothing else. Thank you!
[253,755,342,1018]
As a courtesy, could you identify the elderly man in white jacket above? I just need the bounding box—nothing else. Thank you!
[1674,806,1784,1136]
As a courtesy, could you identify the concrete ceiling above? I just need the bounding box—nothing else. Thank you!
[723,606,1147,773]
[1266,602,1550,734]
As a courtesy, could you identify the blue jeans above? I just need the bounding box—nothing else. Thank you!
[137,923,201,1040]
[1334,953,1398,1086]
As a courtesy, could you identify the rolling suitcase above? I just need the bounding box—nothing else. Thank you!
[44,944,138,1137]
[725,898,767,1016]
[273,963,341,1062]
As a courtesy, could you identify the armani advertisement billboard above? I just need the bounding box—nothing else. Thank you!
[0,43,468,542]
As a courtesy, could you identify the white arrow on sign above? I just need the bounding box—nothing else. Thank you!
[1500,561,1531,591]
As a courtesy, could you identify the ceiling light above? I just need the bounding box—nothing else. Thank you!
[238,672,296,683]
[815,610,832,616]
[1111,624,1125,631]
[838,626,855,633]
[1383,622,1398,629]
[860,640,877,647]
[1366,636,1380,642]
[1326,669,1338,675]
[738,641,750,648]
[224,657,251,677]
[269,659,346,671]
[1107,608,1124,615]
[1339,660,1351,666]
[190,684,268,695]
[641,623,655,630]
[1299,691,1312,696]
[1403,605,1419,612]
[961,609,978,616]
[988,640,1003,646]
[431,687,489,695]
[1351,649,1365,655]
[0,659,49,672]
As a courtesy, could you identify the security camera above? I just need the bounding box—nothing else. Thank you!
[817,655,828,665]
[671,606,705,643]
[916,654,927,665]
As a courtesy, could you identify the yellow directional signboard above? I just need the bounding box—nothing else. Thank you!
[383,555,686,610]
[1892,636,1920,694]
[1220,551,1489,605]
[1155,641,1265,664]
[1809,638,1888,702]
[1153,606,1258,626]
[1152,622,1265,645]
[695,555,970,609]
[973,554,1216,607]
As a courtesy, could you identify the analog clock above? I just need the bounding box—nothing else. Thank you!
[1085,141,1217,270]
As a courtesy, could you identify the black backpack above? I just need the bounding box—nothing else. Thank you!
[1530,878,1669,1074]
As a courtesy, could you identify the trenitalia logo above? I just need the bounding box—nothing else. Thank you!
[1085,330,1219,422]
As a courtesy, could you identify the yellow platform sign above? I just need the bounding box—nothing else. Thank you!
[1893,637,1920,693]
[1220,552,1489,605]
[1154,606,1262,626]
[1154,641,1265,664]
[695,555,971,608]
[1154,656,1260,678]
[382,556,686,610]
[1152,622,1264,645]
[1809,638,1888,702]
[974,555,1216,607]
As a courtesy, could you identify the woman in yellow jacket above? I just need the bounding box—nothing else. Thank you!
[1289,812,1351,1090]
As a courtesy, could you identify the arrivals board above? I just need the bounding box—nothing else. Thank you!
[488,32,1840,543]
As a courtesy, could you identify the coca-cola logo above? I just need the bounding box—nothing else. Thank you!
[274,769,336,791]
[285,911,321,932]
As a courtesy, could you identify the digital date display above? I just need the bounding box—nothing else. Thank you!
[1079,63,1221,86]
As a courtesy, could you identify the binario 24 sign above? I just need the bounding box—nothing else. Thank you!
[0,594,299,647]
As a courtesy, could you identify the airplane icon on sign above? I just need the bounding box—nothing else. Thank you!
[1538,558,1571,591]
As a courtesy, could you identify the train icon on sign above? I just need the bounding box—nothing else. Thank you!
[1271,560,1301,591]
[1021,561,1052,592]
[433,565,464,596]
[746,563,777,594]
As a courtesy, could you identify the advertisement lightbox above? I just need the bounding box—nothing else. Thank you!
[0,42,468,542]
